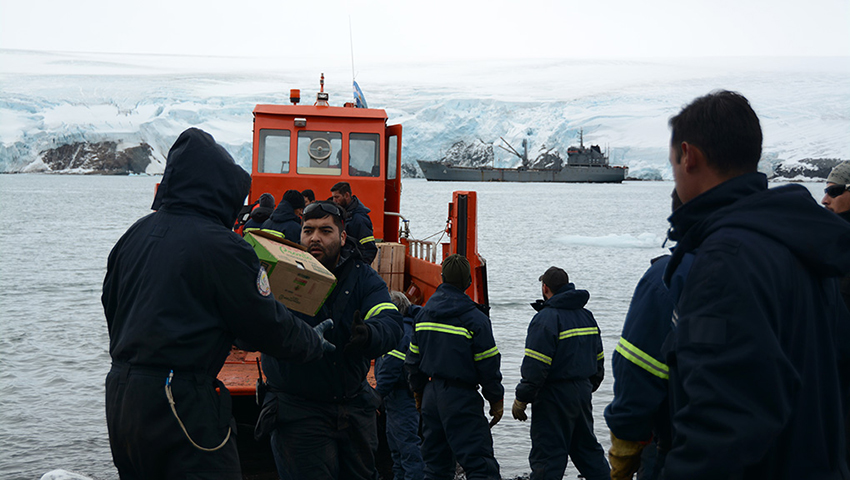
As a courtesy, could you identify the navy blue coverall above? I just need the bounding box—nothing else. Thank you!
[662,172,850,479]
[102,128,326,480]
[342,195,378,264]
[604,254,681,479]
[260,198,302,242]
[375,304,425,480]
[516,283,609,480]
[405,283,503,480]
[260,239,403,480]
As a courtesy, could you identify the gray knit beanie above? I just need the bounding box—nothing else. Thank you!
[827,161,850,185]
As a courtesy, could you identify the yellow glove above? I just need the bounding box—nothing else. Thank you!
[511,399,528,421]
[413,391,422,412]
[609,431,646,480]
[488,398,504,428]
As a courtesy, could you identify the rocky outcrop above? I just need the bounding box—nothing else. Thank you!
[39,141,155,174]
[771,158,845,181]
[401,162,422,178]
[439,140,494,168]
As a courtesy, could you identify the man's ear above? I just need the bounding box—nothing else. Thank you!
[680,142,705,174]
[340,229,347,244]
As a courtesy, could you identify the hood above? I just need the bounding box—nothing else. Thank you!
[423,283,478,318]
[538,283,590,311]
[250,206,274,224]
[345,196,371,216]
[269,198,300,223]
[667,172,850,281]
[152,128,250,228]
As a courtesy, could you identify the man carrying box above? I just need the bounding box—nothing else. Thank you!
[260,200,404,480]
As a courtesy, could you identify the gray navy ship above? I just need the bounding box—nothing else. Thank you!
[418,131,627,183]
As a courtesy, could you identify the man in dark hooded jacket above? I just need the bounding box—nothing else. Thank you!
[260,200,403,480]
[260,189,305,241]
[102,128,332,479]
[331,181,378,263]
[405,254,504,480]
[512,267,609,480]
[663,90,850,479]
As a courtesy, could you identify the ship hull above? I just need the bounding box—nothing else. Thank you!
[417,160,627,183]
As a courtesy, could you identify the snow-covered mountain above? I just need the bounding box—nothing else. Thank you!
[1,50,848,179]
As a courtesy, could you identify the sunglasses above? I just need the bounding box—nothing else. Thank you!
[303,201,343,219]
[824,184,849,198]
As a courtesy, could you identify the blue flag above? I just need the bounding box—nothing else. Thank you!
[353,81,368,109]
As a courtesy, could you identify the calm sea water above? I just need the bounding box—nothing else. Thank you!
[0,175,826,480]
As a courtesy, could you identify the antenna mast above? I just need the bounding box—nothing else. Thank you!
[349,16,356,83]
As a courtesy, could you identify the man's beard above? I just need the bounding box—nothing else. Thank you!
[310,239,342,270]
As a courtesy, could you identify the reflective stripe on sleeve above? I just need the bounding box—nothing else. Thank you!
[409,343,419,354]
[387,349,406,361]
[365,302,398,319]
[524,348,552,365]
[359,236,376,244]
[559,327,600,340]
[474,346,499,362]
[597,351,604,360]
[615,337,669,380]
[415,322,473,339]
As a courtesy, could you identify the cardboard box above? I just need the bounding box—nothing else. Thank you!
[371,242,406,291]
[244,230,336,316]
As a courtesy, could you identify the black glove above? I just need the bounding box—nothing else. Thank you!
[313,319,335,352]
[344,310,371,354]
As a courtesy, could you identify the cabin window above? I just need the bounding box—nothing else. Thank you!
[349,133,380,177]
[387,134,398,180]
[258,129,291,174]
[297,131,342,176]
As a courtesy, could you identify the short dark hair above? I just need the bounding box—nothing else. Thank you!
[301,189,315,202]
[302,201,344,231]
[330,182,352,195]
[669,90,762,175]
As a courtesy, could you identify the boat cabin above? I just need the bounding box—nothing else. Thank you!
[248,86,402,244]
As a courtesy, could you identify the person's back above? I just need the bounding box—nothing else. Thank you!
[406,254,503,480]
[663,91,850,479]
[103,128,327,480]
[261,189,304,242]
[513,268,609,480]
[243,192,275,231]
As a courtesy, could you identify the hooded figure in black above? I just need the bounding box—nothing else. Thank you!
[102,128,331,480]
[261,189,305,241]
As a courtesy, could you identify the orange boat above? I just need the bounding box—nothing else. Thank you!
[217,76,489,478]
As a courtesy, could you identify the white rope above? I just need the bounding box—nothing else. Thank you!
[164,371,231,452]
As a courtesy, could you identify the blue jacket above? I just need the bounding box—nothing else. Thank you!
[262,239,403,402]
[260,200,302,242]
[375,305,422,398]
[662,172,850,479]
[405,283,504,402]
[103,128,324,376]
[515,283,604,404]
[604,255,680,445]
[343,196,377,264]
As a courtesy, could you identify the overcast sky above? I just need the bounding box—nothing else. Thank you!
[1,0,848,63]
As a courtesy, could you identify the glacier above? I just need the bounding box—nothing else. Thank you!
[1,49,848,179]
